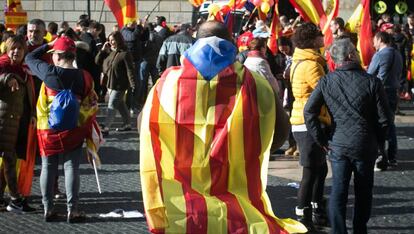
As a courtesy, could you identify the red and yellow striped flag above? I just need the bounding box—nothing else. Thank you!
[289,0,327,29]
[347,0,374,67]
[104,0,137,27]
[268,0,282,55]
[140,37,307,234]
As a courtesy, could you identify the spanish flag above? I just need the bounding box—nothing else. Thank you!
[268,0,282,55]
[104,0,137,27]
[289,0,327,28]
[140,36,307,234]
[346,0,374,67]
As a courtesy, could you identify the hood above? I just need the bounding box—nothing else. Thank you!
[292,48,326,65]
[75,41,90,52]
[183,36,237,81]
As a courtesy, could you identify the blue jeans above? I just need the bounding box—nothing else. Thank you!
[139,60,158,105]
[40,146,82,212]
[385,89,398,160]
[329,152,375,234]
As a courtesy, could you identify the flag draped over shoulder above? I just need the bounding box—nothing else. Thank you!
[268,0,282,55]
[347,0,374,67]
[140,36,307,234]
[104,0,137,27]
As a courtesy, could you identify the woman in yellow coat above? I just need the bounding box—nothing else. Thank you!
[290,23,331,231]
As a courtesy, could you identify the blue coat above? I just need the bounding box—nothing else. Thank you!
[367,46,403,90]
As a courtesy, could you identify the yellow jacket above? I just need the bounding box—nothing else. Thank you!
[290,48,331,126]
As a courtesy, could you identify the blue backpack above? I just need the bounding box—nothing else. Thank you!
[48,78,80,131]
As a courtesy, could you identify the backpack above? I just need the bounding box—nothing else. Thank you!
[48,77,81,131]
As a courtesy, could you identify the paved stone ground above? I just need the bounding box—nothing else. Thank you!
[1,102,413,233]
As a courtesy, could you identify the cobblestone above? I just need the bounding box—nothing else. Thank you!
[0,102,413,233]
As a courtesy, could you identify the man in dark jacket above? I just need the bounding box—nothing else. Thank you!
[156,23,194,75]
[304,38,391,234]
[368,31,403,166]
[121,20,148,111]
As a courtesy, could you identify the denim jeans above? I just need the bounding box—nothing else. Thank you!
[139,60,158,105]
[385,89,398,160]
[40,146,82,212]
[329,152,375,234]
[105,89,131,128]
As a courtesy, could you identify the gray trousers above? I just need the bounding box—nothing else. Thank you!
[0,151,19,198]
[105,89,131,128]
[40,146,82,212]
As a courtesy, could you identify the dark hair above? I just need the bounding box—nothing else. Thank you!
[393,24,402,33]
[248,38,267,51]
[375,31,393,45]
[79,14,90,21]
[277,36,292,47]
[197,21,232,41]
[89,20,103,31]
[108,31,127,50]
[57,51,76,61]
[333,17,345,29]
[156,16,166,26]
[15,25,27,37]
[60,21,69,29]
[2,30,15,42]
[291,22,323,49]
[408,13,414,19]
[0,24,5,33]
[48,22,58,34]
[59,28,80,41]
[28,19,46,28]
[179,23,192,33]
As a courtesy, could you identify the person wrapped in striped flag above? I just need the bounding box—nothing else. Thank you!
[140,21,307,234]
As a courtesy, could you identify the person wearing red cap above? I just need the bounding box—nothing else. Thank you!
[25,36,98,223]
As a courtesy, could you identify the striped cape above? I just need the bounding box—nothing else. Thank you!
[140,37,306,234]
[36,70,99,157]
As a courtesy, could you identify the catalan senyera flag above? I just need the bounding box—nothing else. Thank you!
[268,0,282,55]
[140,36,307,234]
[104,0,137,27]
[347,0,374,67]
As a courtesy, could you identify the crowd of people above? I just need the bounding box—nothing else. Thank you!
[0,10,412,233]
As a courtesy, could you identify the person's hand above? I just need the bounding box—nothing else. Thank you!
[102,41,111,51]
[322,145,330,153]
[7,78,19,92]
[47,37,58,48]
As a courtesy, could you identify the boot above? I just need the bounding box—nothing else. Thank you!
[295,206,315,231]
[311,200,330,227]
[285,146,296,156]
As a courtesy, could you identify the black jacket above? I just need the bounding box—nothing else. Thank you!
[304,63,391,160]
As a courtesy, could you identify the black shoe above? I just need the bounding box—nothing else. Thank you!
[0,198,7,211]
[311,201,330,227]
[7,197,36,214]
[44,210,59,222]
[388,159,398,167]
[116,124,131,132]
[296,206,315,231]
[67,211,86,223]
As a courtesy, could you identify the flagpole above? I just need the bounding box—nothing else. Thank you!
[92,157,102,194]
[99,0,105,23]
[147,0,162,19]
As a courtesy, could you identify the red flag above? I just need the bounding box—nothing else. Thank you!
[359,0,375,67]
[104,0,136,27]
[267,1,282,55]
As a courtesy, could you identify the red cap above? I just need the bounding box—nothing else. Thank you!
[380,23,394,32]
[48,36,76,53]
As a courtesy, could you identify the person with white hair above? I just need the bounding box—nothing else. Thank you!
[304,38,391,233]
